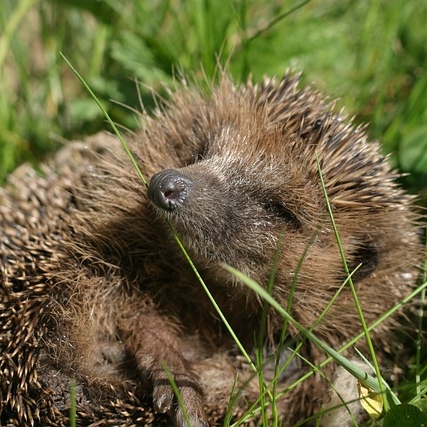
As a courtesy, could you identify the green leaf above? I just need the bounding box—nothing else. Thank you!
[383,404,427,427]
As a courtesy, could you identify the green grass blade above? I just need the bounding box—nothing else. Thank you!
[224,264,397,395]
[60,52,148,187]
[316,156,388,410]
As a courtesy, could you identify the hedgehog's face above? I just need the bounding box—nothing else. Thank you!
[147,132,325,288]
[143,74,419,329]
[147,124,387,312]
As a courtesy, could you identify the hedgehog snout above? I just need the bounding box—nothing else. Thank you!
[148,169,193,211]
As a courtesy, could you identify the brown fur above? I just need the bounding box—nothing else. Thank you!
[0,73,424,426]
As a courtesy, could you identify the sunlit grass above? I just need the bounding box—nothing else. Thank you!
[1,0,427,193]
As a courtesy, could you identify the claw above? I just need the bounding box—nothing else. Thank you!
[153,388,174,413]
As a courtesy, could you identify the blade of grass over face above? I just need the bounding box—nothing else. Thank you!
[169,225,271,385]
[316,156,388,410]
[60,52,147,187]
[255,232,288,425]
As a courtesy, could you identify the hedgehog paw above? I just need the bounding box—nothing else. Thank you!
[152,369,208,427]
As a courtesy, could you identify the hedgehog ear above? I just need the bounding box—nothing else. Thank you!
[347,241,379,282]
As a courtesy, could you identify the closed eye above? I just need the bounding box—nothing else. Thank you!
[262,200,301,229]
[192,151,205,163]
[191,140,210,163]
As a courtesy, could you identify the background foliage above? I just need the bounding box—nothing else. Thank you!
[1,0,427,196]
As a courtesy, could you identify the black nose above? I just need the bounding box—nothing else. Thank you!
[148,169,193,211]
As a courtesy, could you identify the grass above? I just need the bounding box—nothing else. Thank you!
[2,0,427,426]
[1,0,427,194]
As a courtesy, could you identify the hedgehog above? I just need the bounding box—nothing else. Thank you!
[0,73,423,427]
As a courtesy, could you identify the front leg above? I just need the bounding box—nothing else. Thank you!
[119,311,208,427]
